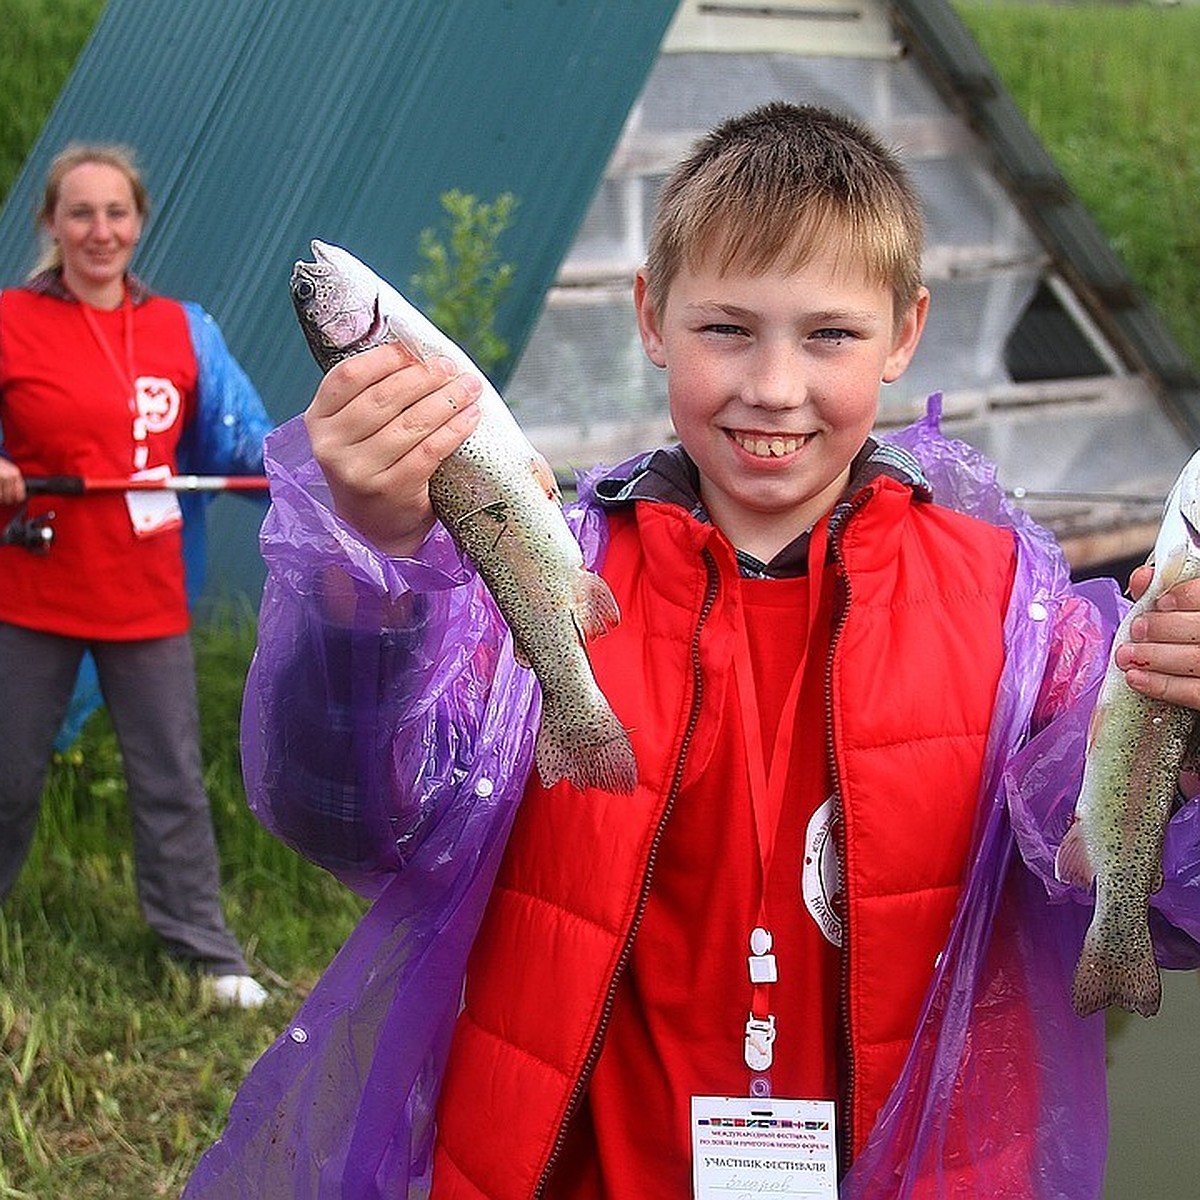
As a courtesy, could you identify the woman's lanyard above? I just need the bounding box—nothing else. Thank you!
[731,518,829,1097]
[79,290,148,470]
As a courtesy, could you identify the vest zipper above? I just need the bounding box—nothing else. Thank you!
[532,547,722,1198]
[825,492,869,1177]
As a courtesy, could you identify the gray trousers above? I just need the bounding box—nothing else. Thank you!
[0,622,248,975]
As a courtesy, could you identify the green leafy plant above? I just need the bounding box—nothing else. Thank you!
[410,189,518,379]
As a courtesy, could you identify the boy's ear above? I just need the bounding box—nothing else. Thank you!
[882,286,930,384]
[634,270,667,368]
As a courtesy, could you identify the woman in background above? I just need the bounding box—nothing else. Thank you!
[0,143,271,1007]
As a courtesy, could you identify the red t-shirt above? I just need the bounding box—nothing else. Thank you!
[0,286,197,639]
[547,567,841,1198]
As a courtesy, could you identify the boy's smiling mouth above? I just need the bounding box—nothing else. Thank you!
[728,430,812,458]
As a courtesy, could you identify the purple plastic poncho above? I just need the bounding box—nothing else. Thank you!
[185,397,1200,1200]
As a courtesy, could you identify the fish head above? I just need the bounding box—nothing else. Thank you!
[291,240,389,370]
[1150,447,1200,590]
[292,239,466,373]
[1171,447,1200,543]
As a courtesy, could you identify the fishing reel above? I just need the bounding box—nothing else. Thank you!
[1,505,55,554]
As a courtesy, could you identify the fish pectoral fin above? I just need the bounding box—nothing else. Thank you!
[529,452,563,505]
[381,317,423,363]
[1054,819,1097,889]
[1084,702,1107,755]
[572,570,621,643]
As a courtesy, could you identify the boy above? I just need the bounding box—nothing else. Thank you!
[188,104,1200,1199]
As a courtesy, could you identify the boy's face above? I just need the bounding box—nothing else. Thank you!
[635,247,928,561]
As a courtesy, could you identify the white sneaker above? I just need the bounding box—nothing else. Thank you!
[208,973,270,1009]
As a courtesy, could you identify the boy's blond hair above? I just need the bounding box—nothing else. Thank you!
[643,102,924,326]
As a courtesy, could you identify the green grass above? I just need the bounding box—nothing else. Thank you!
[0,612,366,1199]
[0,0,105,220]
[955,0,1200,374]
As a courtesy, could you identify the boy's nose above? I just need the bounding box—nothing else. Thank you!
[744,343,804,409]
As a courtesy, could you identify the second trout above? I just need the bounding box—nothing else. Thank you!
[1055,447,1200,1016]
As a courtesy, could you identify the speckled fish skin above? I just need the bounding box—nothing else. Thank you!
[1056,447,1200,1017]
[291,240,637,795]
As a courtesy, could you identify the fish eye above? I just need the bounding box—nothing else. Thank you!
[293,276,316,302]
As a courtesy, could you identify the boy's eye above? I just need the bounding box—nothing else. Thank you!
[812,327,854,343]
[702,323,748,337]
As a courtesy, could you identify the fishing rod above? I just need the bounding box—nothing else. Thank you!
[2,475,269,554]
[22,474,269,495]
[1006,487,1165,506]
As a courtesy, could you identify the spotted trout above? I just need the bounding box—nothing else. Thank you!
[291,240,637,794]
[1055,447,1200,1017]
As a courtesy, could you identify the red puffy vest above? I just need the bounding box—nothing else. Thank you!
[433,476,1015,1198]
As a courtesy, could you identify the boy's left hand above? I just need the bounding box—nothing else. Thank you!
[1116,566,1200,710]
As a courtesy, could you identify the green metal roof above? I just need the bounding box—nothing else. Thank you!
[0,0,679,597]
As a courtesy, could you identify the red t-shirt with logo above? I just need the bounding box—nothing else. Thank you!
[0,286,197,639]
[547,568,841,1197]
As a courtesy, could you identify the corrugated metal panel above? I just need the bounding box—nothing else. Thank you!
[0,0,680,597]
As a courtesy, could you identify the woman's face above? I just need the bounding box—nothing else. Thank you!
[45,161,143,306]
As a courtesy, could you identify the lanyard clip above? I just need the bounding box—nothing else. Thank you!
[748,926,778,983]
[744,1013,776,1072]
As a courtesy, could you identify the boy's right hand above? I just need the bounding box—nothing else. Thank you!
[304,342,482,556]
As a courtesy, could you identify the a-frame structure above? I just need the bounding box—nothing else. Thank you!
[2,0,1194,585]
[508,0,1200,572]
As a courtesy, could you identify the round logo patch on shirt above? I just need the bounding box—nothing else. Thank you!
[135,375,182,434]
[802,795,843,947]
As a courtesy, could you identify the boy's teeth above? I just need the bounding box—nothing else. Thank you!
[734,433,802,457]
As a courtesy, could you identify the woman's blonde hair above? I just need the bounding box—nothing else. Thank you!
[643,103,925,329]
[31,142,149,277]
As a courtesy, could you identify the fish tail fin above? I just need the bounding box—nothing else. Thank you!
[573,570,621,642]
[535,701,638,795]
[1071,924,1161,1018]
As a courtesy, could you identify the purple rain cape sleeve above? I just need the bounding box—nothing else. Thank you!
[184,412,558,1199]
[840,399,1200,1200]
